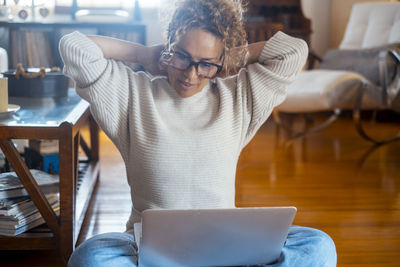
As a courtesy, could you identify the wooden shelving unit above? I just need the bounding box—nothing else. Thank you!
[245,0,312,44]
[0,20,146,69]
[0,91,100,264]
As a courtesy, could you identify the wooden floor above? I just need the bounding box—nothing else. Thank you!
[1,114,399,266]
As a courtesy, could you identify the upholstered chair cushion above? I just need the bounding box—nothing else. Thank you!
[319,43,399,86]
[340,2,400,49]
[276,70,381,113]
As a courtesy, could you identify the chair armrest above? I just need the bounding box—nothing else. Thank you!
[379,46,400,107]
[306,49,323,70]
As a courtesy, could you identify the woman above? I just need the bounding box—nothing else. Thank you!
[60,0,336,266]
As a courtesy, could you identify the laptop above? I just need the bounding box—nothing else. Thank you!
[135,206,296,267]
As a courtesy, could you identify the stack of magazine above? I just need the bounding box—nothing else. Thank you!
[0,170,59,236]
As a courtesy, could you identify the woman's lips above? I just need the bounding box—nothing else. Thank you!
[179,80,197,90]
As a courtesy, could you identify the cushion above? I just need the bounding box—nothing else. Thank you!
[339,2,400,49]
[276,70,381,113]
[318,43,399,86]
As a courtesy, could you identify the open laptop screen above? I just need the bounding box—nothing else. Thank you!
[137,207,296,267]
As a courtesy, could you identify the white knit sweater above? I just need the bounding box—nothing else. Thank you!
[59,31,307,232]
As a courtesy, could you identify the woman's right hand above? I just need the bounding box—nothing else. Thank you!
[141,44,168,76]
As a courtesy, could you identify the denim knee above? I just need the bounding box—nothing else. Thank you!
[68,232,137,267]
[299,227,337,267]
[282,226,337,267]
[318,230,337,267]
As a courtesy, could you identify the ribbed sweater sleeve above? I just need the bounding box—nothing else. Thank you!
[59,31,149,153]
[222,31,308,147]
[59,31,106,89]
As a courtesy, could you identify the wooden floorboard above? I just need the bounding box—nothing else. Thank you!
[235,115,400,266]
[1,114,399,266]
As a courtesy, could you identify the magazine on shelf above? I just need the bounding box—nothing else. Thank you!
[0,205,60,236]
[0,197,31,216]
[0,193,59,236]
[0,193,59,218]
[0,199,59,229]
[0,170,59,200]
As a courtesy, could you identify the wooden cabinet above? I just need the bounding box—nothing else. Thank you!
[245,0,312,44]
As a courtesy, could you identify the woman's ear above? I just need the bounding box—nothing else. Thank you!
[159,49,171,65]
[159,62,167,72]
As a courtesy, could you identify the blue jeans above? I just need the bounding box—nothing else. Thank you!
[68,225,337,267]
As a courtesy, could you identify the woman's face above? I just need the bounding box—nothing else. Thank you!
[167,28,224,98]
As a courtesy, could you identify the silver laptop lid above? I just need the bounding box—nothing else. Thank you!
[139,207,296,267]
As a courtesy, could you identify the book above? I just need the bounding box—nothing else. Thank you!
[0,205,60,236]
[42,31,54,67]
[0,170,59,200]
[10,30,18,69]
[0,193,59,217]
[25,31,34,67]
[0,193,59,236]
[0,199,59,229]
[0,197,31,216]
[0,217,46,236]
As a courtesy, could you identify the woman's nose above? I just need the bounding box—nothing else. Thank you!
[184,64,199,79]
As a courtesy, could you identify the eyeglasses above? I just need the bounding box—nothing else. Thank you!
[161,50,223,79]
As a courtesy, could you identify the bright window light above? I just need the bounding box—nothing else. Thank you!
[54,0,162,9]
[137,0,162,8]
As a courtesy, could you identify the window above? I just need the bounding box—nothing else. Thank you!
[55,0,162,9]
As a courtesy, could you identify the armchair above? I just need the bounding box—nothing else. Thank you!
[274,2,400,144]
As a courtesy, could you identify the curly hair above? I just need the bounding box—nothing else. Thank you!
[164,0,249,75]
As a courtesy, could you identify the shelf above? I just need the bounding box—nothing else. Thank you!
[245,0,311,44]
[0,159,99,252]
[0,232,55,250]
[0,20,146,69]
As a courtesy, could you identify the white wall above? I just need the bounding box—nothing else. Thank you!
[141,8,165,45]
[301,0,331,56]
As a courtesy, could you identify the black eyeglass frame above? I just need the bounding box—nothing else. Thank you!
[160,49,224,79]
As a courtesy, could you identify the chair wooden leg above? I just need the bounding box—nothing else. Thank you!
[273,109,341,139]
